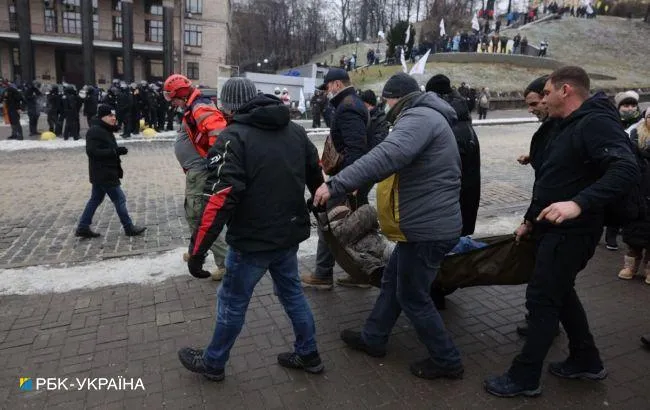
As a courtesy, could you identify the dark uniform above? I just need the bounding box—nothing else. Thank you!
[62,86,81,140]
[117,85,134,139]
[46,86,62,134]
[24,81,42,136]
[4,85,25,140]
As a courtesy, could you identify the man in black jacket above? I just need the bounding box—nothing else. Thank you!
[82,86,99,129]
[302,68,371,289]
[485,66,639,398]
[427,74,481,236]
[359,89,389,149]
[46,85,61,134]
[514,75,561,337]
[75,105,146,238]
[24,81,42,136]
[4,83,25,140]
[62,85,81,140]
[178,77,325,382]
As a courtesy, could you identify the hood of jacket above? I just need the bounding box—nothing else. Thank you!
[398,91,458,125]
[232,94,290,130]
[440,90,471,122]
[561,91,619,127]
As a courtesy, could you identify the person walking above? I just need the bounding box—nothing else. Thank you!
[484,66,639,398]
[178,77,326,381]
[313,72,465,381]
[174,131,227,281]
[75,105,146,238]
[301,68,372,290]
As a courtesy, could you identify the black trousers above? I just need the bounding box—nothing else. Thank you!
[508,230,603,386]
[28,112,39,135]
[63,115,80,140]
[47,112,57,132]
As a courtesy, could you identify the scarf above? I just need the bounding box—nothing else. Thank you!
[385,91,422,125]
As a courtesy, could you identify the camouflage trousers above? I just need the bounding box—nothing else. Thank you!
[185,169,228,268]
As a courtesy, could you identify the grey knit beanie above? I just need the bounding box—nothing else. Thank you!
[220,77,257,112]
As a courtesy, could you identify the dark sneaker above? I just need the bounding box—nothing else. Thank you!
[409,358,464,380]
[177,347,225,382]
[641,335,650,349]
[340,329,386,358]
[75,227,101,238]
[125,225,146,236]
[516,320,560,337]
[548,360,607,380]
[336,276,371,289]
[277,351,324,374]
[484,374,542,398]
[605,243,619,251]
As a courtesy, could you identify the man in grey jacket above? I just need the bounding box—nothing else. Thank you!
[313,72,464,380]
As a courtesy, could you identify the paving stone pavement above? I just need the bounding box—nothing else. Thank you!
[1,122,649,408]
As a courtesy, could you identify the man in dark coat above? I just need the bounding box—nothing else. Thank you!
[62,85,81,140]
[4,83,25,140]
[75,105,146,238]
[310,90,324,128]
[24,80,42,136]
[485,66,639,398]
[302,68,372,289]
[117,83,133,139]
[179,77,325,381]
[359,89,389,149]
[427,74,481,236]
[46,85,61,134]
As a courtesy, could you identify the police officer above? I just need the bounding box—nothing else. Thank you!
[82,86,99,128]
[4,83,25,140]
[46,85,61,134]
[24,80,42,136]
[147,83,158,130]
[62,84,81,140]
[155,81,169,131]
[117,82,134,139]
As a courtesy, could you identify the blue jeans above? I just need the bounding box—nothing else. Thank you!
[362,240,462,368]
[204,246,318,370]
[78,184,133,229]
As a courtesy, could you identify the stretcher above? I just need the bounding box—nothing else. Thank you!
[314,209,536,297]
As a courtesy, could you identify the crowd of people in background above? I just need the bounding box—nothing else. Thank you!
[1,78,178,140]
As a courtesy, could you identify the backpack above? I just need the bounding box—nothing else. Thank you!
[479,94,489,108]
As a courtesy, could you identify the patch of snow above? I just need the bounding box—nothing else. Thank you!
[0,131,178,152]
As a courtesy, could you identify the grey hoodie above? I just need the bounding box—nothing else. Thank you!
[328,92,462,242]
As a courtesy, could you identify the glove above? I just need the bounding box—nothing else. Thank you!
[116,146,128,156]
[187,254,211,279]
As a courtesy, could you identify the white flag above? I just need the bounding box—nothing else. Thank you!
[471,14,480,31]
[400,48,408,73]
[409,49,431,75]
[405,24,411,45]
[439,19,446,37]
[298,88,306,114]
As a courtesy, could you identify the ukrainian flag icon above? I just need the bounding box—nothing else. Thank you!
[19,378,32,391]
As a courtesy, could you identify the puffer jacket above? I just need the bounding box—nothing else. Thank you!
[328,91,462,242]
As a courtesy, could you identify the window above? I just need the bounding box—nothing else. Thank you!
[184,24,202,47]
[112,0,122,11]
[113,16,122,40]
[186,0,203,14]
[145,0,163,16]
[187,62,199,80]
[93,14,99,36]
[8,2,18,32]
[147,59,163,81]
[145,20,163,42]
[62,11,81,34]
[112,55,124,79]
[44,5,58,33]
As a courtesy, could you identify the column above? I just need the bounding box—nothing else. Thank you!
[15,0,33,83]
[162,0,174,78]
[121,0,134,82]
[81,0,95,85]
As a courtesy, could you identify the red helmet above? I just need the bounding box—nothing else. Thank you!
[163,74,193,101]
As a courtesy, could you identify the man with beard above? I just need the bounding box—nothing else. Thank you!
[75,105,146,238]
[484,66,638,398]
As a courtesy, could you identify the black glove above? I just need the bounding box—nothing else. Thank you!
[116,146,128,156]
[187,254,211,279]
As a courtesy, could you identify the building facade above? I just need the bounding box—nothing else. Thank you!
[0,0,231,87]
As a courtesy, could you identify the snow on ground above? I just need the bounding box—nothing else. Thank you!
[0,131,178,152]
[0,232,323,295]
